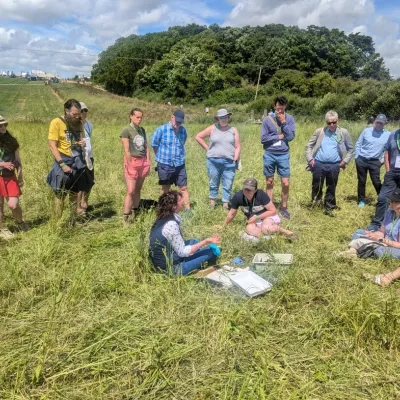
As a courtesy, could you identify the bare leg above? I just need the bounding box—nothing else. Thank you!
[7,197,23,222]
[266,176,274,202]
[364,267,400,287]
[281,177,290,209]
[69,192,79,214]
[261,218,294,237]
[246,222,263,238]
[161,184,171,194]
[0,197,5,228]
[179,186,190,210]
[80,190,91,209]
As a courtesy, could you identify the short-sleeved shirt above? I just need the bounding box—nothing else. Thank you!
[385,130,400,172]
[151,122,187,167]
[230,189,271,219]
[119,124,147,157]
[48,116,82,156]
[383,208,400,241]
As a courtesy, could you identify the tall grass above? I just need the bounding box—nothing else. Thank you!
[0,83,399,399]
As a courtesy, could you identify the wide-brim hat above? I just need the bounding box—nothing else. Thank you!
[0,115,8,125]
[215,108,232,118]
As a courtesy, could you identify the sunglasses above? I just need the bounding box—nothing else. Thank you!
[0,123,8,128]
[218,115,229,120]
[326,121,337,126]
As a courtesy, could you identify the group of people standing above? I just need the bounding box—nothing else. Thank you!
[1,96,400,288]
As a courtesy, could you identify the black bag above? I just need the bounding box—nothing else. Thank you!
[356,242,381,258]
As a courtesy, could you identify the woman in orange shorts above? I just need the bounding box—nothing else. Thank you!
[0,116,28,239]
[120,108,151,223]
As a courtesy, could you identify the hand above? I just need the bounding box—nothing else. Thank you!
[309,159,315,168]
[365,231,383,241]
[340,161,346,169]
[18,178,24,187]
[278,134,285,140]
[62,165,72,174]
[276,112,286,124]
[78,139,86,148]
[2,162,15,171]
[247,216,257,225]
[125,154,132,164]
[207,234,221,245]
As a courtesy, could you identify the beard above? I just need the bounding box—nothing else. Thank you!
[65,113,82,133]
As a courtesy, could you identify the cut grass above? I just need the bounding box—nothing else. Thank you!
[0,83,399,399]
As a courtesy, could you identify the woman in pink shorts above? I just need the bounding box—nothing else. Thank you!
[120,108,151,223]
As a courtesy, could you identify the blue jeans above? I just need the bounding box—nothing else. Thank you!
[206,158,236,203]
[173,239,218,276]
[369,171,400,230]
[352,229,400,259]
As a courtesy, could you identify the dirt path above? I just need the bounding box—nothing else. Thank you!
[50,86,63,103]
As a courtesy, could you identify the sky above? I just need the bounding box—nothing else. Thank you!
[0,0,400,78]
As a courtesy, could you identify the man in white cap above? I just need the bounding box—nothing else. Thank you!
[355,113,390,207]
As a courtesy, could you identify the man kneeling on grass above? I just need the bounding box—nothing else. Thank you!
[222,178,296,242]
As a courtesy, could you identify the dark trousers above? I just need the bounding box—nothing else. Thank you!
[370,170,400,229]
[311,161,341,210]
[356,156,382,203]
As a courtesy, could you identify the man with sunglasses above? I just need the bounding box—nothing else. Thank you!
[305,110,354,216]
[355,114,390,208]
[368,123,400,231]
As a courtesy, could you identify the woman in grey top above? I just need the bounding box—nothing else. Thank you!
[195,109,241,209]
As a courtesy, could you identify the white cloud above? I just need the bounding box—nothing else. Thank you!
[352,25,368,35]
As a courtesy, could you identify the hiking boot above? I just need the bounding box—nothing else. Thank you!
[280,208,291,220]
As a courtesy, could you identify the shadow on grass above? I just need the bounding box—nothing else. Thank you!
[344,195,376,204]
[86,201,116,220]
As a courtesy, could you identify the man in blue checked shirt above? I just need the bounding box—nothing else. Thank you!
[151,110,192,213]
[355,114,390,208]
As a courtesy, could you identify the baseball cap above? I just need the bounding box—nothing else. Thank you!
[215,108,232,118]
[389,188,400,202]
[173,110,185,123]
[80,102,88,111]
[375,114,387,123]
[243,178,257,190]
[0,115,8,125]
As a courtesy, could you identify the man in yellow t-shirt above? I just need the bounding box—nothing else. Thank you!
[47,99,94,217]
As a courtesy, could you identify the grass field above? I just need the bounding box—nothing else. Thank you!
[0,83,399,399]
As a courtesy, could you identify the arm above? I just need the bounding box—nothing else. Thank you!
[223,208,238,225]
[305,129,320,163]
[48,140,72,173]
[260,118,280,144]
[14,149,23,185]
[384,151,390,172]
[355,130,364,159]
[121,137,132,163]
[342,131,355,165]
[233,128,241,161]
[195,125,213,151]
[151,128,161,155]
[281,116,295,142]
[247,201,277,224]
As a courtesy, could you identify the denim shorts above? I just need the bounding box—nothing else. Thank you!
[263,152,290,177]
[157,163,187,187]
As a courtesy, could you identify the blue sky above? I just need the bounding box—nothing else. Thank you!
[0,0,400,78]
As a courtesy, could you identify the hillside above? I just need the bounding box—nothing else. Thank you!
[0,83,398,399]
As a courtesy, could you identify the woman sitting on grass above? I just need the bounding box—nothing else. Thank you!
[341,188,400,259]
[149,190,221,275]
[0,115,28,239]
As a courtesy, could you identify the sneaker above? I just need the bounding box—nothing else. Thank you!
[16,221,29,232]
[324,209,334,217]
[240,232,259,243]
[0,228,14,240]
[280,208,291,220]
[358,201,366,208]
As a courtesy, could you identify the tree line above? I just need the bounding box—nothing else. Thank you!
[91,23,400,120]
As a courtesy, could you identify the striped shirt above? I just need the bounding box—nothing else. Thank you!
[151,122,187,167]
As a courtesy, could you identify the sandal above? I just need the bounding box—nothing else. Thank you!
[0,228,15,240]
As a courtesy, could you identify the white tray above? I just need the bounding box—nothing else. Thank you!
[204,270,234,287]
[252,253,293,265]
[229,270,273,297]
